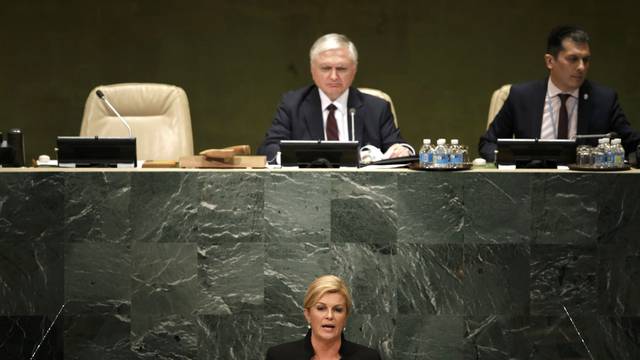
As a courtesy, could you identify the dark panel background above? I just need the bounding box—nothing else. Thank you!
[2,0,639,161]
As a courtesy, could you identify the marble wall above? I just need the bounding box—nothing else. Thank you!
[0,170,639,359]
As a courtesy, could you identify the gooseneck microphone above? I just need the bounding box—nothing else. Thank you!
[574,131,618,140]
[96,90,133,137]
[349,108,356,141]
[29,303,65,360]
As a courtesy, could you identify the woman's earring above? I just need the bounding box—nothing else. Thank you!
[307,324,311,329]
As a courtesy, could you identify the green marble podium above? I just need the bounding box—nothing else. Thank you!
[1,168,639,359]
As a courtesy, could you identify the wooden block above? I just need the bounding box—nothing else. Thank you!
[142,160,179,168]
[179,155,265,169]
[231,155,266,168]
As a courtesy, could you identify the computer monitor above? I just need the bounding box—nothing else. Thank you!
[57,136,137,167]
[279,140,359,168]
[497,138,576,167]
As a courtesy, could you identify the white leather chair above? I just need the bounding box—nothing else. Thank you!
[358,87,399,128]
[487,84,511,129]
[80,83,194,161]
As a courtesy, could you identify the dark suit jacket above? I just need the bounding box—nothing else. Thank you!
[257,85,406,162]
[479,79,640,161]
[265,330,381,360]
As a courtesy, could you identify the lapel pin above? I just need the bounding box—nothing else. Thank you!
[584,94,589,100]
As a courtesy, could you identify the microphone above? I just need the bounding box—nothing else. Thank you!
[30,303,65,360]
[562,304,595,360]
[349,108,356,141]
[575,132,618,140]
[96,90,133,137]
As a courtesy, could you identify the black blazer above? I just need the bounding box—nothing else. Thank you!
[478,79,640,160]
[265,330,381,360]
[257,85,405,162]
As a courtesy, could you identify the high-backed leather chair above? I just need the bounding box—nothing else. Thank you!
[487,84,511,129]
[358,87,399,128]
[80,83,194,160]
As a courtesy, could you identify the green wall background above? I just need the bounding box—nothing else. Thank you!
[2,0,640,161]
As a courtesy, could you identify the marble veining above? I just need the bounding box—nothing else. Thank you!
[1,170,639,359]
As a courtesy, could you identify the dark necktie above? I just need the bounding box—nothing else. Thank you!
[557,93,570,139]
[326,104,339,140]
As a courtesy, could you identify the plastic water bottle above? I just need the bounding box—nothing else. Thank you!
[611,138,625,167]
[449,139,463,166]
[593,138,607,168]
[434,138,449,168]
[419,139,433,168]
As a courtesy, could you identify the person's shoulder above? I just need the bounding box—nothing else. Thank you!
[509,79,546,95]
[280,84,318,102]
[583,80,616,98]
[265,338,307,359]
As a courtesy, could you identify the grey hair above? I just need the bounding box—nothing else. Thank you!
[309,33,358,65]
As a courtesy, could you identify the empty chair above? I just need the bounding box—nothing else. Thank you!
[80,83,194,161]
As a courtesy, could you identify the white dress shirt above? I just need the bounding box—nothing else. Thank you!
[319,89,351,141]
[540,78,579,139]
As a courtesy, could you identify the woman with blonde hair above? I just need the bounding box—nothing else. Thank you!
[266,275,381,359]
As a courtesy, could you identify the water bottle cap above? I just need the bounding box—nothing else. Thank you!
[611,138,621,144]
[451,139,459,145]
[437,138,446,145]
[423,139,431,144]
[598,138,608,144]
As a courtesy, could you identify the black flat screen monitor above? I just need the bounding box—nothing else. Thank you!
[497,138,576,168]
[57,136,137,167]
[280,140,359,168]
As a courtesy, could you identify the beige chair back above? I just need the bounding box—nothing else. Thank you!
[80,83,194,160]
[358,87,399,128]
[487,84,511,129]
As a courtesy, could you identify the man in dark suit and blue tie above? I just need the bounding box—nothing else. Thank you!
[479,25,640,161]
[257,33,412,163]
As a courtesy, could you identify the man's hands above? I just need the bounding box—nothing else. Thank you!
[385,143,412,158]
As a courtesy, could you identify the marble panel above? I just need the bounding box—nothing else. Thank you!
[331,172,397,244]
[532,173,600,245]
[197,242,264,316]
[197,314,262,360]
[395,244,464,315]
[332,243,396,315]
[597,174,640,247]
[129,172,201,243]
[261,313,307,353]
[465,315,640,360]
[463,244,530,316]
[0,173,64,243]
[345,314,395,360]
[599,244,640,316]
[0,240,63,316]
[0,315,63,360]
[64,314,132,360]
[64,243,131,315]
[393,314,464,360]
[130,314,197,359]
[463,173,532,244]
[131,243,198,317]
[264,242,332,315]
[530,244,597,316]
[463,316,531,360]
[198,172,264,243]
[264,172,331,244]
[586,316,640,360]
[63,172,131,243]
[397,172,464,244]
